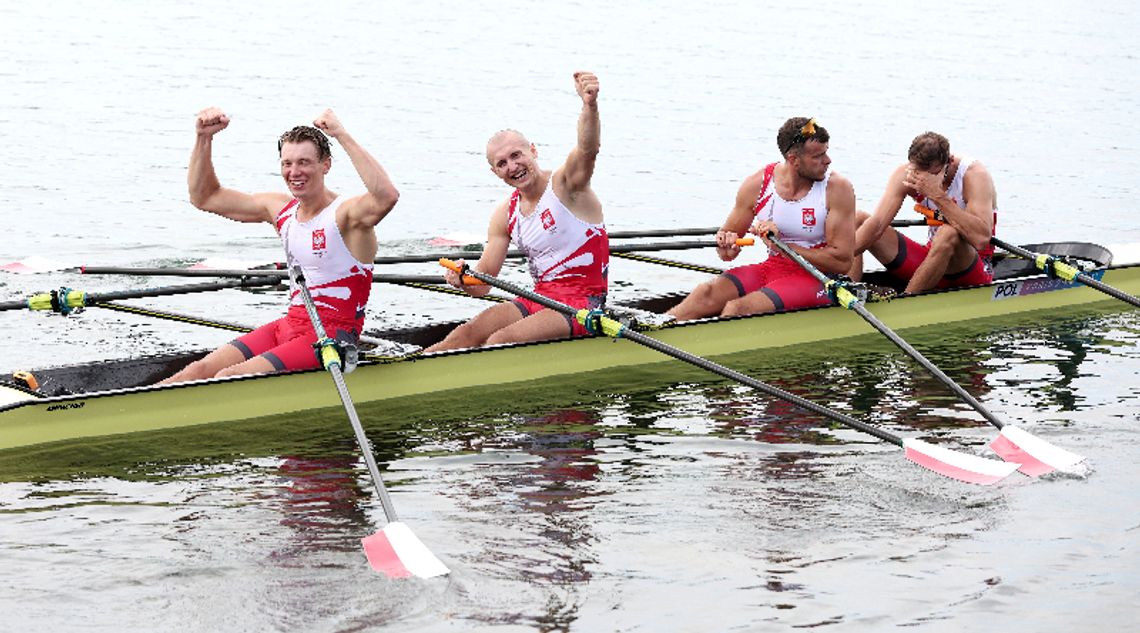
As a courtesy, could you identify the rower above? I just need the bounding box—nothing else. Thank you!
[848,131,998,294]
[667,117,856,321]
[159,108,399,384]
[425,71,609,353]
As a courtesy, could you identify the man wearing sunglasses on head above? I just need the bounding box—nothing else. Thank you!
[849,131,997,295]
[668,117,856,321]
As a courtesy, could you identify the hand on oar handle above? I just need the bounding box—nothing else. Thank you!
[439,258,486,287]
[913,204,945,226]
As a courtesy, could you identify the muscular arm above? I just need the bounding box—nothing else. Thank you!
[319,111,399,229]
[554,71,603,224]
[716,172,765,262]
[854,164,908,254]
[928,163,995,251]
[793,172,855,275]
[187,112,278,224]
[446,200,511,298]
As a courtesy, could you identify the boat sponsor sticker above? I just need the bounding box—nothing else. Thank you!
[992,269,1105,301]
[45,401,85,412]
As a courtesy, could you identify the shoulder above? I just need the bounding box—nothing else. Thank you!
[825,171,855,197]
[487,196,513,231]
[258,192,295,221]
[963,159,993,180]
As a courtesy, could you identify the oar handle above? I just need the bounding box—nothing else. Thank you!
[438,258,486,285]
[913,204,945,226]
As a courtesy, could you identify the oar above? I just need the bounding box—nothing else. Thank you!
[0,277,282,313]
[288,264,448,579]
[96,301,400,350]
[80,266,447,285]
[766,234,1084,476]
[439,258,1020,485]
[991,237,1140,309]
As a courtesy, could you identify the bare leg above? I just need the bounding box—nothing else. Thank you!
[848,211,872,281]
[666,276,740,322]
[215,355,277,379]
[424,302,524,353]
[721,291,778,318]
[905,227,963,294]
[159,344,247,385]
[485,308,576,346]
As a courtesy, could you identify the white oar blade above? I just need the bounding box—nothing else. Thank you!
[903,439,1021,485]
[989,425,1085,477]
[361,521,449,579]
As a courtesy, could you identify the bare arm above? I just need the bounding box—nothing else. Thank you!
[854,164,908,254]
[716,171,765,262]
[801,173,855,274]
[187,107,279,224]
[316,109,400,232]
[443,199,511,298]
[553,71,603,223]
[905,161,993,251]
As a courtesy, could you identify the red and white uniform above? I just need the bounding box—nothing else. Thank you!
[891,156,997,288]
[506,182,608,335]
[277,197,373,323]
[231,198,374,371]
[723,162,832,312]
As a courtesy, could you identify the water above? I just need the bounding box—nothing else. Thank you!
[2,0,1140,631]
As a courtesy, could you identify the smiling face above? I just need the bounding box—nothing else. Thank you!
[486,130,539,189]
[279,140,330,198]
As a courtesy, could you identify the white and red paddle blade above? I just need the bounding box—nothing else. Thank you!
[427,232,483,248]
[361,521,449,579]
[903,439,1021,485]
[989,425,1085,477]
[0,256,71,274]
[188,257,274,270]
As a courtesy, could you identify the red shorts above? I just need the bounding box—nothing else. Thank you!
[886,233,993,288]
[723,255,830,311]
[232,308,362,372]
[512,284,607,337]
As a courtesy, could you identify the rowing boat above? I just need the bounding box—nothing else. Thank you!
[2,241,1138,452]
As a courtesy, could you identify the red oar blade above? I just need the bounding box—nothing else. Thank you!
[989,426,1085,477]
[903,439,1022,485]
[361,521,449,579]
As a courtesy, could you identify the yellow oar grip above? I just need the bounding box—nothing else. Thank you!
[27,293,55,311]
[834,285,859,309]
[573,309,625,338]
[438,258,486,286]
[319,342,342,370]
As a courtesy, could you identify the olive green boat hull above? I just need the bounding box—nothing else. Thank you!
[2,264,1138,451]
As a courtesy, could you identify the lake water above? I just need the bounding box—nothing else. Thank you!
[2,0,1139,631]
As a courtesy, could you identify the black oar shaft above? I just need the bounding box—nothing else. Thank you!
[768,235,1006,429]
[443,260,903,447]
[81,266,446,285]
[290,265,399,522]
[992,237,1140,308]
[0,277,281,312]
